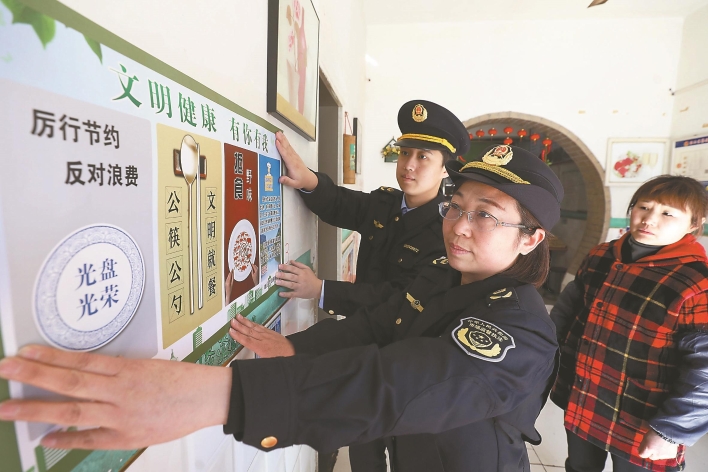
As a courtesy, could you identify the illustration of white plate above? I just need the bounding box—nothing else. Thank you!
[228,219,257,281]
[33,224,145,351]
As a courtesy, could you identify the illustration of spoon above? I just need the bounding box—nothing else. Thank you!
[195,142,203,309]
[180,135,199,315]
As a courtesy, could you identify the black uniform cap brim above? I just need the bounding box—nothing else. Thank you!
[394,138,451,153]
[446,160,560,230]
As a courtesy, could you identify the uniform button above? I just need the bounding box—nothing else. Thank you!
[616,264,623,270]
[328,310,334,315]
[261,436,278,448]
[596,301,603,308]
[396,318,402,325]
[368,235,374,240]
[398,258,403,263]
[394,216,400,221]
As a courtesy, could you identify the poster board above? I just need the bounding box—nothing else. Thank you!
[670,135,708,181]
[0,1,301,471]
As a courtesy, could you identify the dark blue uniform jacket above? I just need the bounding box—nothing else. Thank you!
[298,171,446,317]
[226,262,558,472]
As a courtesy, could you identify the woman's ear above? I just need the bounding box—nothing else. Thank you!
[519,229,546,256]
[691,216,706,234]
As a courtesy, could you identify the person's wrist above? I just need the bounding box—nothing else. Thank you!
[201,364,233,426]
[301,170,318,192]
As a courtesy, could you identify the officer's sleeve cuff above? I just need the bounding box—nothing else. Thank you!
[238,357,293,450]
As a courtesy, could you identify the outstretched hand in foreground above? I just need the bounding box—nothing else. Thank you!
[0,345,231,450]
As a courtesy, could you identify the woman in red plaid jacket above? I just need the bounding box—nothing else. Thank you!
[551,175,708,472]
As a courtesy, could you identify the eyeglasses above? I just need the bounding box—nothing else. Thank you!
[439,201,532,233]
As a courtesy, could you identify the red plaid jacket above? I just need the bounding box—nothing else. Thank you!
[551,234,708,472]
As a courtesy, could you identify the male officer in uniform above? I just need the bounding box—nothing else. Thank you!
[274,100,471,320]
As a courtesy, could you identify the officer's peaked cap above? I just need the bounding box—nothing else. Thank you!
[446,144,564,230]
[394,100,470,157]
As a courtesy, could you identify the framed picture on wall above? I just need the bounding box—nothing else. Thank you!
[354,117,363,174]
[267,0,320,141]
[670,135,708,180]
[605,138,669,185]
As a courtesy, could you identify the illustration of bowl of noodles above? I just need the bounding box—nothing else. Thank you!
[228,219,257,281]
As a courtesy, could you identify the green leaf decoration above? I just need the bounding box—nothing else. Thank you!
[1,0,56,48]
[84,34,102,63]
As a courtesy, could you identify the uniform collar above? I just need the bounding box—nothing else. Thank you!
[401,196,414,215]
[399,192,445,232]
[443,274,522,313]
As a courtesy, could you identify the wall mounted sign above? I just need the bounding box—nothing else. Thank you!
[0,1,291,471]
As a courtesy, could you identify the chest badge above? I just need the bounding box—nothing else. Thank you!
[432,256,448,265]
[406,293,424,312]
[452,317,515,362]
[373,220,384,229]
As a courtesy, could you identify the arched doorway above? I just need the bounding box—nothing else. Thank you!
[463,112,610,288]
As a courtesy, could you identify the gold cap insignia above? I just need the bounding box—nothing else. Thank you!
[412,104,428,123]
[452,317,515,362]
[482,145,514,166]
[432,256,449,265]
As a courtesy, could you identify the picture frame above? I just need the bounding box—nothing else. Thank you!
[267,0,320,141]
[605,138,669,186]
[669,135,708,181]
[353,117,363,174]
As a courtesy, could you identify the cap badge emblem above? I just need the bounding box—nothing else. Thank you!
[482,145,514,166]
[412,104,428,123]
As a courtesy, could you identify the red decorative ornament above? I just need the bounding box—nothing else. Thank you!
[468,133,475,140]
[475,129,485,138]
[541,137,553,162]
[503,126,514,135]
[503,137,513,145]
[530,133,540,142]
[517,129,528,139]
[488,128,498,136]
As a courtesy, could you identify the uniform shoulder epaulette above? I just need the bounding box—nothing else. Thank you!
[375,186,401,195]
[431,256,449,266]
[486,287,519,306]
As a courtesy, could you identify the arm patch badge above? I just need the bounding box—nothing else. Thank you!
[452,317,515,362]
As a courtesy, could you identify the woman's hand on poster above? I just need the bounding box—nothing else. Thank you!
[229,314,295,358]
[276,261,323,300]
[0,345,231,450]
[637,429,679,461]
[275,131,318,191]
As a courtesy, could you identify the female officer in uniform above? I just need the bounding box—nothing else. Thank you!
[0,144,563,472]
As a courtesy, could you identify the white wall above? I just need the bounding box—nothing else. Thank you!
[671,4,708,139]
[362,18,683,224]
[56,0,367,471]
